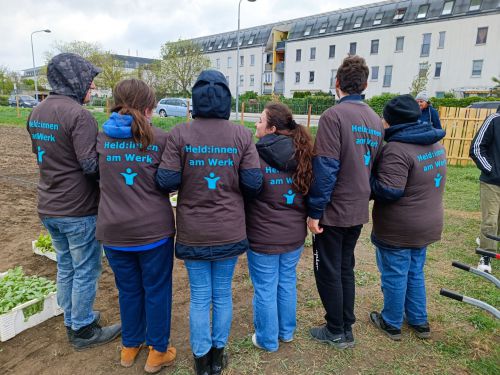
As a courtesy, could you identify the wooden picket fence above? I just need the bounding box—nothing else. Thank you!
[439,106,496,166]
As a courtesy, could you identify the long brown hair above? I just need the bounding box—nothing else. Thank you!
[111,79,156,150]
[264,102,314,195]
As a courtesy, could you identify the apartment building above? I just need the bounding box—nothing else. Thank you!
[192,0,500,98]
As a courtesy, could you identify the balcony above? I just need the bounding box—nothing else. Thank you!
[265,63,273,71]
[276,62,285,73]
[274,81,284,94]
[276,41,286,51]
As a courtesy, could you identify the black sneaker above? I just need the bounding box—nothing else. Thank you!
[66,311,101,341]
[71,321,121,351]
[408,322,431,339]
[344,329,355,348]
[369,312,401,341]
[309,325,349,349]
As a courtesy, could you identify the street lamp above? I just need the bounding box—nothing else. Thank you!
[31,29,51,102]
[235,0,256,120]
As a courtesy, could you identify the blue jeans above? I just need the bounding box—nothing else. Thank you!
[104,239,174,352]
[42,215,102,330]
[247,246,303,351]
[184,257,238,357]
[375,246,428,329]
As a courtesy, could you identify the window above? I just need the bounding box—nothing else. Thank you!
[225,75,230,84]
[329,45,336,59]
[250,75,255,86]
[353,16,363,28]
[476,27,488,44]
[310,47,316,60]
[227,39,233,48]
[469,0,481,11]
[371,39,379,54]
[238,38,243,46]
[417,4,429,19]
[250,54,255,66]
[309,71,315,83]
[295,72,300,83]
[435,91,445,98]
[421,33,431,57]
[304,25,312,36]
[442,1,454,15]
[227,56,232,68]
[472,60,483,76]
[394,8,406,21]
[208,42,214,51]
[240,55,244,67]
[264,72,272,83]
[435,62,442,78]
[373,12,383,25]
[248,34,255,45]
[296,49,302,62]
[395,36,404,52]
[216,58,220,70]
[336,19,345,31]
[419,63,429,78]
[383,65,393,87]
[239,75,244,87]
[349,42,357,55]
[218,40,223,49]
[438,31,446,48]
[319,22,328,34]
[371,66,379,80]
[330,69,337,88]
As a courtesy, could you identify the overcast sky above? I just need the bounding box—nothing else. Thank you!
[0,0,372,72]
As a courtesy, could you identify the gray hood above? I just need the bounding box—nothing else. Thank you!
[47,53,101,104]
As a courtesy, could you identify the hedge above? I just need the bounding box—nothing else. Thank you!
[0,95,9,107]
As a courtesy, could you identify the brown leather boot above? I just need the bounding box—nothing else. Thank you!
[120,345,143,367]
[144,346,176,373]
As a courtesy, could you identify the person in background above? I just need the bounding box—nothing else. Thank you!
[156,70,263,375]
[26,53,121,350]
[415,91,442,130]
[246,102,314,352]
[370,94,446,340]
[306,55,384,349]
[96,79,176,372]
[469,104,500,273]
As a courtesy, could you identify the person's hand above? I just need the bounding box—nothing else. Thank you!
[307,217,323,234]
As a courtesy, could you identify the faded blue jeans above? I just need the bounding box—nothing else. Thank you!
[184,257,238,357]
[247,246,303,351]
[375,246,428,329]
[42,215,102,330]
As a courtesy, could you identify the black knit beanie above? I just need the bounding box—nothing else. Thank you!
[383,94,421,126]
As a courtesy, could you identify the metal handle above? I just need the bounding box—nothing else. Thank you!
[440,288,463,301]
[452,261,470,272]
[485,233,500,242]
[476,248,499,258]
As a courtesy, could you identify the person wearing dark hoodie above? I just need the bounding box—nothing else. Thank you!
[96,79,176,372]
[156,70,263,375]
[26,53,121,349]
[246,102,313,352]
[370,94,446,341]
[415,91,442,130]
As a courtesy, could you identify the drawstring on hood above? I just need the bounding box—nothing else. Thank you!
[256,134,297,172]
[191,70,232,119]
[103,112,134,138]
[47,53,101,104]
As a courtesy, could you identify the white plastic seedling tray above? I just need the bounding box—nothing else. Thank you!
[32,240,57,262]
[0,272,63,342]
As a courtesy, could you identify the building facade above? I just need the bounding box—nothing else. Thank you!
[192,0,500,98]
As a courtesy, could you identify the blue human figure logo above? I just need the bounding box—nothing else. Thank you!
[434,173,443,188]
[363,150,371,166]
[37,146,45,164]
[283,189,296,205]
[204,172,220,190]
[121,168,138,186]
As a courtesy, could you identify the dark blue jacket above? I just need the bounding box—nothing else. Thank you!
[371,121,446,202]
[419,105,442,130]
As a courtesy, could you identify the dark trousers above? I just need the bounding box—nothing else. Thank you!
[104,239,174,352]
[313,225,362,335]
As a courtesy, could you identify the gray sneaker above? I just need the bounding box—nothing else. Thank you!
[309,326,349,349]
[71,321,121,351]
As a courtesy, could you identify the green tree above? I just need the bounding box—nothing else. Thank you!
[44,40,102,64]
[0,66,15,95]
[409,62,431,97]
[159,39,210,95]
[492,76,500,96]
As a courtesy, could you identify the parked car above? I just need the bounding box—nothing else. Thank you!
[8,95,39,108]
[467,101,500,110]
[155,98,192,117]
